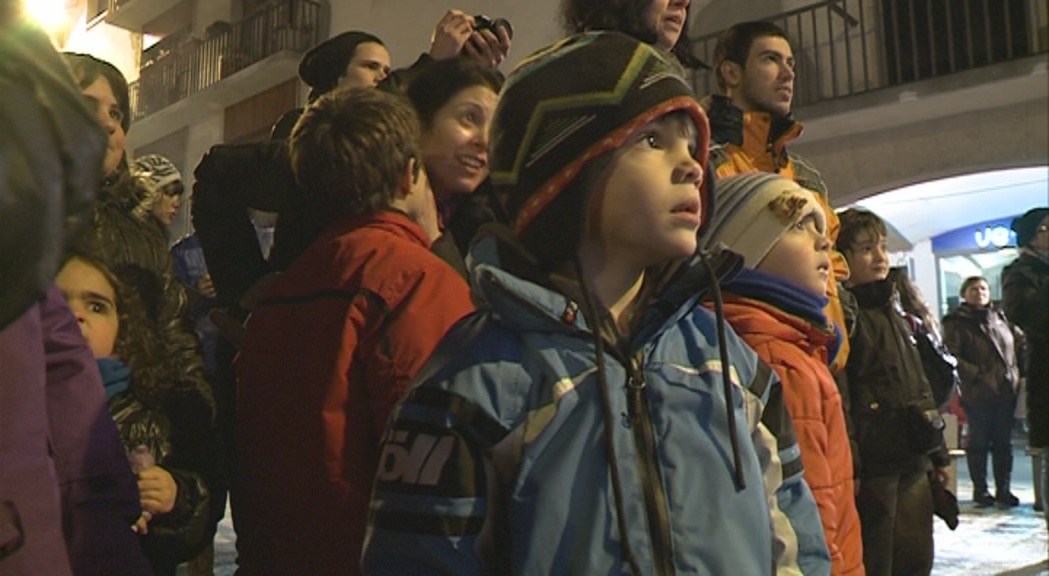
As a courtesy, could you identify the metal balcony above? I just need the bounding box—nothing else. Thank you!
[128,0,321,126]
[690,0,1048,108]
[105,0,183,31]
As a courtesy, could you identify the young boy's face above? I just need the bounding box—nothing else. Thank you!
[843,229,889,286]
[56,258,119,358]
[757,212,831,295]
[585,112,704,269]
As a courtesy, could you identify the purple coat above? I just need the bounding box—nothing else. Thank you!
[0,286,151,575]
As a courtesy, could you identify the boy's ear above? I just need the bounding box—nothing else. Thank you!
[397,157,420,199]
[720,60,742,90]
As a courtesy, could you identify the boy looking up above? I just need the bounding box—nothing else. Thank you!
[363,32,827,575]
[702,172,863,575]
[234,87,474,575]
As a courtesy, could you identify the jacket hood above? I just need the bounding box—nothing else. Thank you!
[98,161,161,223]
[468,229,743,348]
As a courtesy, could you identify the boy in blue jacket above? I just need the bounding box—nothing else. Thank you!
[363,31,828,575]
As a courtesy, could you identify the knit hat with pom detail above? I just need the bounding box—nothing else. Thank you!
[490,31,710,268]
[701,172,826,268]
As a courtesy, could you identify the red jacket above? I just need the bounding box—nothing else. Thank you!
[235,211,473,575]
[719,294,864,576]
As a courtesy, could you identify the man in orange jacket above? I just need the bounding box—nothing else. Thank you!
[702,20,852,376]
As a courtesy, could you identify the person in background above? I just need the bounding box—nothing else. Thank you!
[402,56,504,274]
[702,21,852,378]
[63,52,210,418]
[560,0,706,69]
[1,7,150,574]
[701,172,863,575]
[235,86,473,575]
[838,208,949,576]
[1001,207,1049,523]
[55,251,220,576]
[943,276,1023,508]
[364,31,828,575]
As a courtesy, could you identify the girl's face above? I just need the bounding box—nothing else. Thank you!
[81,76,127,177]
[56,258,119,358]
[151,183,184,227]
[419,84,498,203]
[963,280,990,307]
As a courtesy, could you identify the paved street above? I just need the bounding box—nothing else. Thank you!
[195,447,1048,575]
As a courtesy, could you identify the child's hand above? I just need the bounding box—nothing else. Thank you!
[429,10,474,61]
[138,466,178,515]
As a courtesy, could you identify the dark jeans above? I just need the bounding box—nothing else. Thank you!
[856,470,934,576]
[964,395,1017,496]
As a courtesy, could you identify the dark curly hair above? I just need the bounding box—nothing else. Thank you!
[62,252,177,408]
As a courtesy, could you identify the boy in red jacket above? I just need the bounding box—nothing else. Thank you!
[234,87,474,575]
[702,172,864,575]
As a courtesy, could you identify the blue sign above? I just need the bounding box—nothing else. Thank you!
[932,216,1019,253]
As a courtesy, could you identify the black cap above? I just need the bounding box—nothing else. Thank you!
[298,31,384,95]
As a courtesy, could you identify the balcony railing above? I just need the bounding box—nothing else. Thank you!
[129,0,322,120]
[690,0,1048,108]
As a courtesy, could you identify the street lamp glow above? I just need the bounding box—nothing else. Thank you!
[23,0,72,33]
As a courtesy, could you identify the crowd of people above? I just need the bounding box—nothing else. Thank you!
[2,0,1047,574]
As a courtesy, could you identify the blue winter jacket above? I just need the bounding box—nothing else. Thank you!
[363,246,829,575]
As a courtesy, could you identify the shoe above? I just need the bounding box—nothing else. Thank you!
[974,492,996,508]
[995,492,1020,509]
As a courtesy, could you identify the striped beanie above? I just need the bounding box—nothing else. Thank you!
[701,172,826,267]
[490,31,710,267]
[133,154,182,191]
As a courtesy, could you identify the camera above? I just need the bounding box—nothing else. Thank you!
[473,14,513,40]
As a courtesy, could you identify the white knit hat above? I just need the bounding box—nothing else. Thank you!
[701,172,826,267]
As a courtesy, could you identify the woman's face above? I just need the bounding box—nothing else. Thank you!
[81,76,126,177]
[963,280,990,307]
[643,0,690,52]
[419,84,498,203]
[151,183,183,227]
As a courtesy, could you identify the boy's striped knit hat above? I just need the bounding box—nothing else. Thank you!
[490,31,710,266]
[701,172,825,267]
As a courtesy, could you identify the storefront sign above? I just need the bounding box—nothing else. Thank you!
[932,216,1019,253]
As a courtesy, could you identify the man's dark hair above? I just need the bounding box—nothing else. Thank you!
[404,57,503,131]
[289,87,421,221]
[560,0,705,69]
[712,21,789,93]
[836,208,888,255]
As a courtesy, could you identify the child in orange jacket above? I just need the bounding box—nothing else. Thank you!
[702,172,864,575]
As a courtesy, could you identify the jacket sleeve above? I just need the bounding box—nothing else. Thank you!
[746,357,831,576]
[40,286,152,576]
[141,389,220,565]
[362,264,474,438]
[191,142,293,306]
[942,318,981,388]
[362,316,514,575]
[771,357,843,572]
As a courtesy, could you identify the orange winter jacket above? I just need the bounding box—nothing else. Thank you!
[718,294,865,576]
[703,95,851,374]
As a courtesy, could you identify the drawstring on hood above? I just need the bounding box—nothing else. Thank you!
[572,254,644,575]
[701,251,746,491]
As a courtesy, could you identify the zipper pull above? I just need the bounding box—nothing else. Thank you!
[626,358,645,422]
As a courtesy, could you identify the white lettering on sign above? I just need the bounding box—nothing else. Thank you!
[974,225,1014,249]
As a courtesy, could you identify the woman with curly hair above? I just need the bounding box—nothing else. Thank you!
[55,252,219,576]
